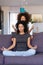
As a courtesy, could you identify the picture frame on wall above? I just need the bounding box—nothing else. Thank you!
[31,14,42,23]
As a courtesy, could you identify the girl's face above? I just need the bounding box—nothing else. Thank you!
[21,16,26,21]
[18,24,24,32]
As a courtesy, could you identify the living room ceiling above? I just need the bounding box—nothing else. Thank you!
[0,0,43,6]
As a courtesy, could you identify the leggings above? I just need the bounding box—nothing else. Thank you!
[3,49,36,56]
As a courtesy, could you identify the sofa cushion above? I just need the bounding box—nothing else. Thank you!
[0,54,4,64]
[0,35,12,49]
[31,32,43,53]
[4,54,43,65]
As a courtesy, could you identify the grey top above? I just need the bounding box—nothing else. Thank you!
[12,32,30,51]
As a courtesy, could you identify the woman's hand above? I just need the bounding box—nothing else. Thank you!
[32,25,34,29]
[12,25,14,29]
[33,45,37,50]
[12,25,16,31]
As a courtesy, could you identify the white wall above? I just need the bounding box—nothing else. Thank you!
[24,6,43,33]
[2,7,9,34]
[1,6,43,34]
[24,5,43,21]
[2,6,20,34]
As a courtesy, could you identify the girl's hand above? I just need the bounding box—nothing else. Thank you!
[1,47,8,51]
[33,45,37,50]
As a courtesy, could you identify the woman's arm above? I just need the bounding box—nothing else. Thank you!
[12,25,17,32]
[27,37,37,49]
[28,25,34,33]
[1,38,16,51]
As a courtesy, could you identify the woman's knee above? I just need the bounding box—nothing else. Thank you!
[3,50,10,55]
[3,50,7,55]
[28,49,36,55]
[30,49,36,55]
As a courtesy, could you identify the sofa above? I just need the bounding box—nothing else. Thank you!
[0,32,43,65]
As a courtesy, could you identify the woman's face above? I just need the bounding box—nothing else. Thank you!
[18,24,24,32]
[21,16,26,21]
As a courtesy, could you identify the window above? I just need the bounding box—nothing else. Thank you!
[9,12,18,34]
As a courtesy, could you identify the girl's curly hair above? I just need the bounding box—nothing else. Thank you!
[17,12,31,23]
[16,21,28,33]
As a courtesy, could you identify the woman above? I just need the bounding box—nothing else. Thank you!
[1,21,37,56]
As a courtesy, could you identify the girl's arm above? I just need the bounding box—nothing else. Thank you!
[7,38,16,50]
[27,37,37,49]
[1,38,16,51]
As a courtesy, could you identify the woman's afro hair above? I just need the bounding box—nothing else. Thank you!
[17,12,31,23]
